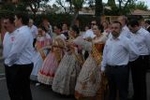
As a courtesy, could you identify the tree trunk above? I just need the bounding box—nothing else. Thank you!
[95,0,103,16]
[71,10,79,27]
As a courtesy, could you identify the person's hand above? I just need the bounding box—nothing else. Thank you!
[100,65,105,75]
[84,37,92,42]
[101,70,105,76]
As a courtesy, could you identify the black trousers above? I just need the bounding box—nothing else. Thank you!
[4,63,33,100]
[105,65,129,100]
[33,38,36,47]
[130,55,149,100]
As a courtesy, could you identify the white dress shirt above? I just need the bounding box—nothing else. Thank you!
[130,27,150,55]
[4,26,34,66]
[30,25,38,39]
[101,35,139,71]
[120,25,131,38]
[3,31,17,59]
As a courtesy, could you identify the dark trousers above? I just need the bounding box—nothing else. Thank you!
[84,51,89,60]
[130,56,148,100]
[105,65,129,100]
[33,38,36,47]
[4,63,33,100]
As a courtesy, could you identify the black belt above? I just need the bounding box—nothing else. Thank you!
[107,65,127,68]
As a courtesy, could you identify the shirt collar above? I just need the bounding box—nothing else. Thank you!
[136,27,143,34]
[110,34,122,41]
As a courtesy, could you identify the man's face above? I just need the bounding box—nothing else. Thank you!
[128,25,137,33]
[111,23,121,37]
[4,19,14,33]
[28,20,33,27]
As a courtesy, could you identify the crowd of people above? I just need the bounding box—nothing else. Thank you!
[2,12,150,100]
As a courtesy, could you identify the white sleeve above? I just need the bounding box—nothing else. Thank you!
[4,32,28,66]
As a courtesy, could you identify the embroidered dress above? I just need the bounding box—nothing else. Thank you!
[75,35,107,99]
[37,37,65,85]
[52,37,82,95]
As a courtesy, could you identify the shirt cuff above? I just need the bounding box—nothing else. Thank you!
[101,66,105,72]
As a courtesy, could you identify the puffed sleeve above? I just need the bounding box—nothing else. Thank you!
[73,36,92,52]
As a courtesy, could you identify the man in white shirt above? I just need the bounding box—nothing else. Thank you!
[82,20,96,59]
[145,20,150,32]
[4,13,34,100]
[117,15,131,38]
[2,16,18,100]
[101,21,139,100]
[83,20,96,39]
[28,18,38,47]
[128,19,150,100]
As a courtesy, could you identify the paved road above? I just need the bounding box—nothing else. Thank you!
[1,64,150,100]
[0,79,76,100]
[0,61,75,100]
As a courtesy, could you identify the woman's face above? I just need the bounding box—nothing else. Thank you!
[38,28,45,36]
[53,26,61,35]
[92,25,100,36]
[69,28,76,38]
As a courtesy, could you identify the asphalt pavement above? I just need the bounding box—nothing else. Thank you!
[0,45,150,100]
[0,47,75,100]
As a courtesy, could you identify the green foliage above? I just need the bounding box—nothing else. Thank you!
[29,13,94,31]
[72,0,84,10]
[129,1,148,10]
[105,0,148,15]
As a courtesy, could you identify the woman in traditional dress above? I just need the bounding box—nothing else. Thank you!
[52,25,83,95]
[75,24,108,100]
[30,27,52,81]
[37,24,66,85]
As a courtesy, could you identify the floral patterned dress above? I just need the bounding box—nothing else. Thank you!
[74,35,107,99]
[52,37,83,95]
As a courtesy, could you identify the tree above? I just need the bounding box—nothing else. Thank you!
[105,0,148,15]
[95,0,103,16]
[117,0,135,15]
[107,0,116,8]
[56,0,69,13]
[71,0,84,26]
[134,1,148,10]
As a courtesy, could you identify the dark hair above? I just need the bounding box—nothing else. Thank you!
[97,24,104,33]
[127,19,139,27]
[145,20,150,25]
[38,25,46,32]
[15,12,29,25]
[4,16,15,24]
[112,21,122,28]
[54,24,62,31]
[71,25,80,35]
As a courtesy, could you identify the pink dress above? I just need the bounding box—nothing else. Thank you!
[30,34,52,81]
[37,37,65,85]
